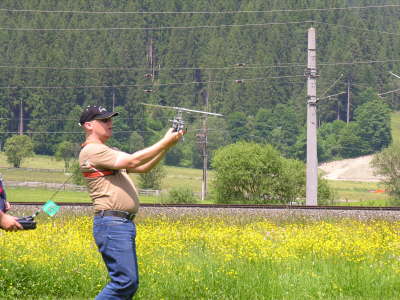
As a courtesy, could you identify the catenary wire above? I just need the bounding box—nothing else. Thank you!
[1,59,399,72]
[0,128,229,135]
[319,74,344,98]
[4,20,399,35]
[0,20,314,31]
[1,59,399,90]
[0,4,399,15]
[0,63,307,71]
[379,88,400,96]
[0,114,228,121]
[0,75,305,89]
[319,59,400,67]
[314,21,400,37]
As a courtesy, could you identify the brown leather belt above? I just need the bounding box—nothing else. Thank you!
[95,210,136,221]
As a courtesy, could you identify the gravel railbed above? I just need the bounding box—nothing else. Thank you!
[9,205,400,221]
[139,207,400,221]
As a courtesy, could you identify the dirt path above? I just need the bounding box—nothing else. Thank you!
[318,155,383,182]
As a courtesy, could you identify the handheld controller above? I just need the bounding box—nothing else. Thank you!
[1,180,37,230]
[0,200,37,230]
[16,216,37,230]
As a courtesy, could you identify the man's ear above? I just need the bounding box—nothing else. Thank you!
[83,122,93,130]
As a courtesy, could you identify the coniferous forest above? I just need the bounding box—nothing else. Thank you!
[0,0,398,167]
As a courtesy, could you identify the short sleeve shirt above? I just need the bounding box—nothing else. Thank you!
[0,179,6,212]
[0,179,6,202]
[79,143,139,213]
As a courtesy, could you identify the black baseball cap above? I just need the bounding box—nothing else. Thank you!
[79,105,119,125]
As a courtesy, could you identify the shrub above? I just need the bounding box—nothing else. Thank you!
[167,187,197,204]
[318,176,336,205]
[138,163,166,190]
[70,161,86,186]
[371,143,400,204]
[4,135,34,168]
[211,141,335,205]
[55,141,78,171]
[212,142,283,203]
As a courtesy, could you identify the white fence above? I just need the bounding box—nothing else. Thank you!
[4,181,161,196]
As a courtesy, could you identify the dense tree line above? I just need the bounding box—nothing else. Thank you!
[0,0,398,167]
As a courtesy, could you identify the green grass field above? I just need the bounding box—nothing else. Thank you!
[7,187,91,203]
[6,187,173,204]
[0,153,65,169]
[327,180,390,206]
[391,111,400,144]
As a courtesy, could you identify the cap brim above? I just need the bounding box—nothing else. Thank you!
[94,111,119,120]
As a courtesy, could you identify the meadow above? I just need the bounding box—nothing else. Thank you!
[1,212,400,299]
[327,181,389,206]
[6,187,165,205]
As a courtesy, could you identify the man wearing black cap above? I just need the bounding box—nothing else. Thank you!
[79,105,184,299]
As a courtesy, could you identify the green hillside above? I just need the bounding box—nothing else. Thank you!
[391,111,400,144]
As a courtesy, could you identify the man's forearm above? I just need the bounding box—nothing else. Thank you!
[130,139,171,167]
[113,128,183,170]
[116,138,172,170]
[127,150,166,173]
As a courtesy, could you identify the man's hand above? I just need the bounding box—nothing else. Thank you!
[5,201,10,212]
[163,128,185,147]
[0,213,23,231]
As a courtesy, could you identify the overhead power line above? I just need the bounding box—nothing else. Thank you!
[0,63,306,71]
[320,73,344,98]
[314,21,400,36]
[0,114,229,121]
[0,20,313,31]
[2,59,400,72]
[0,74,305,90]
[0,20,398,40]
[3,21,399,35]
[1,58,399,91]
[379,88,400,96]
[0,4,399,15]
[319,59,400,67]
[318,91,347,100]
[1,128,227,135]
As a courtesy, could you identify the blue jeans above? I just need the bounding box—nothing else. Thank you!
[93,216,139,299]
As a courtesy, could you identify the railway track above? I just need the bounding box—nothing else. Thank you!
[9,202,400,211]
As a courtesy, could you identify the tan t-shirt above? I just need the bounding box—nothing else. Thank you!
[79,143,139,214]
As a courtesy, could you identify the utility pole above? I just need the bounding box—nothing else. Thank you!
[147,39,155,82]
[306,27,318,205]
[346,80,351,124]
[201,90,209,202]
[337,99,340,120]
[112,88,116,111]
[18,99,23,135]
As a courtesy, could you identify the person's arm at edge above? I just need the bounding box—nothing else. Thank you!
[0,210,23,231]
